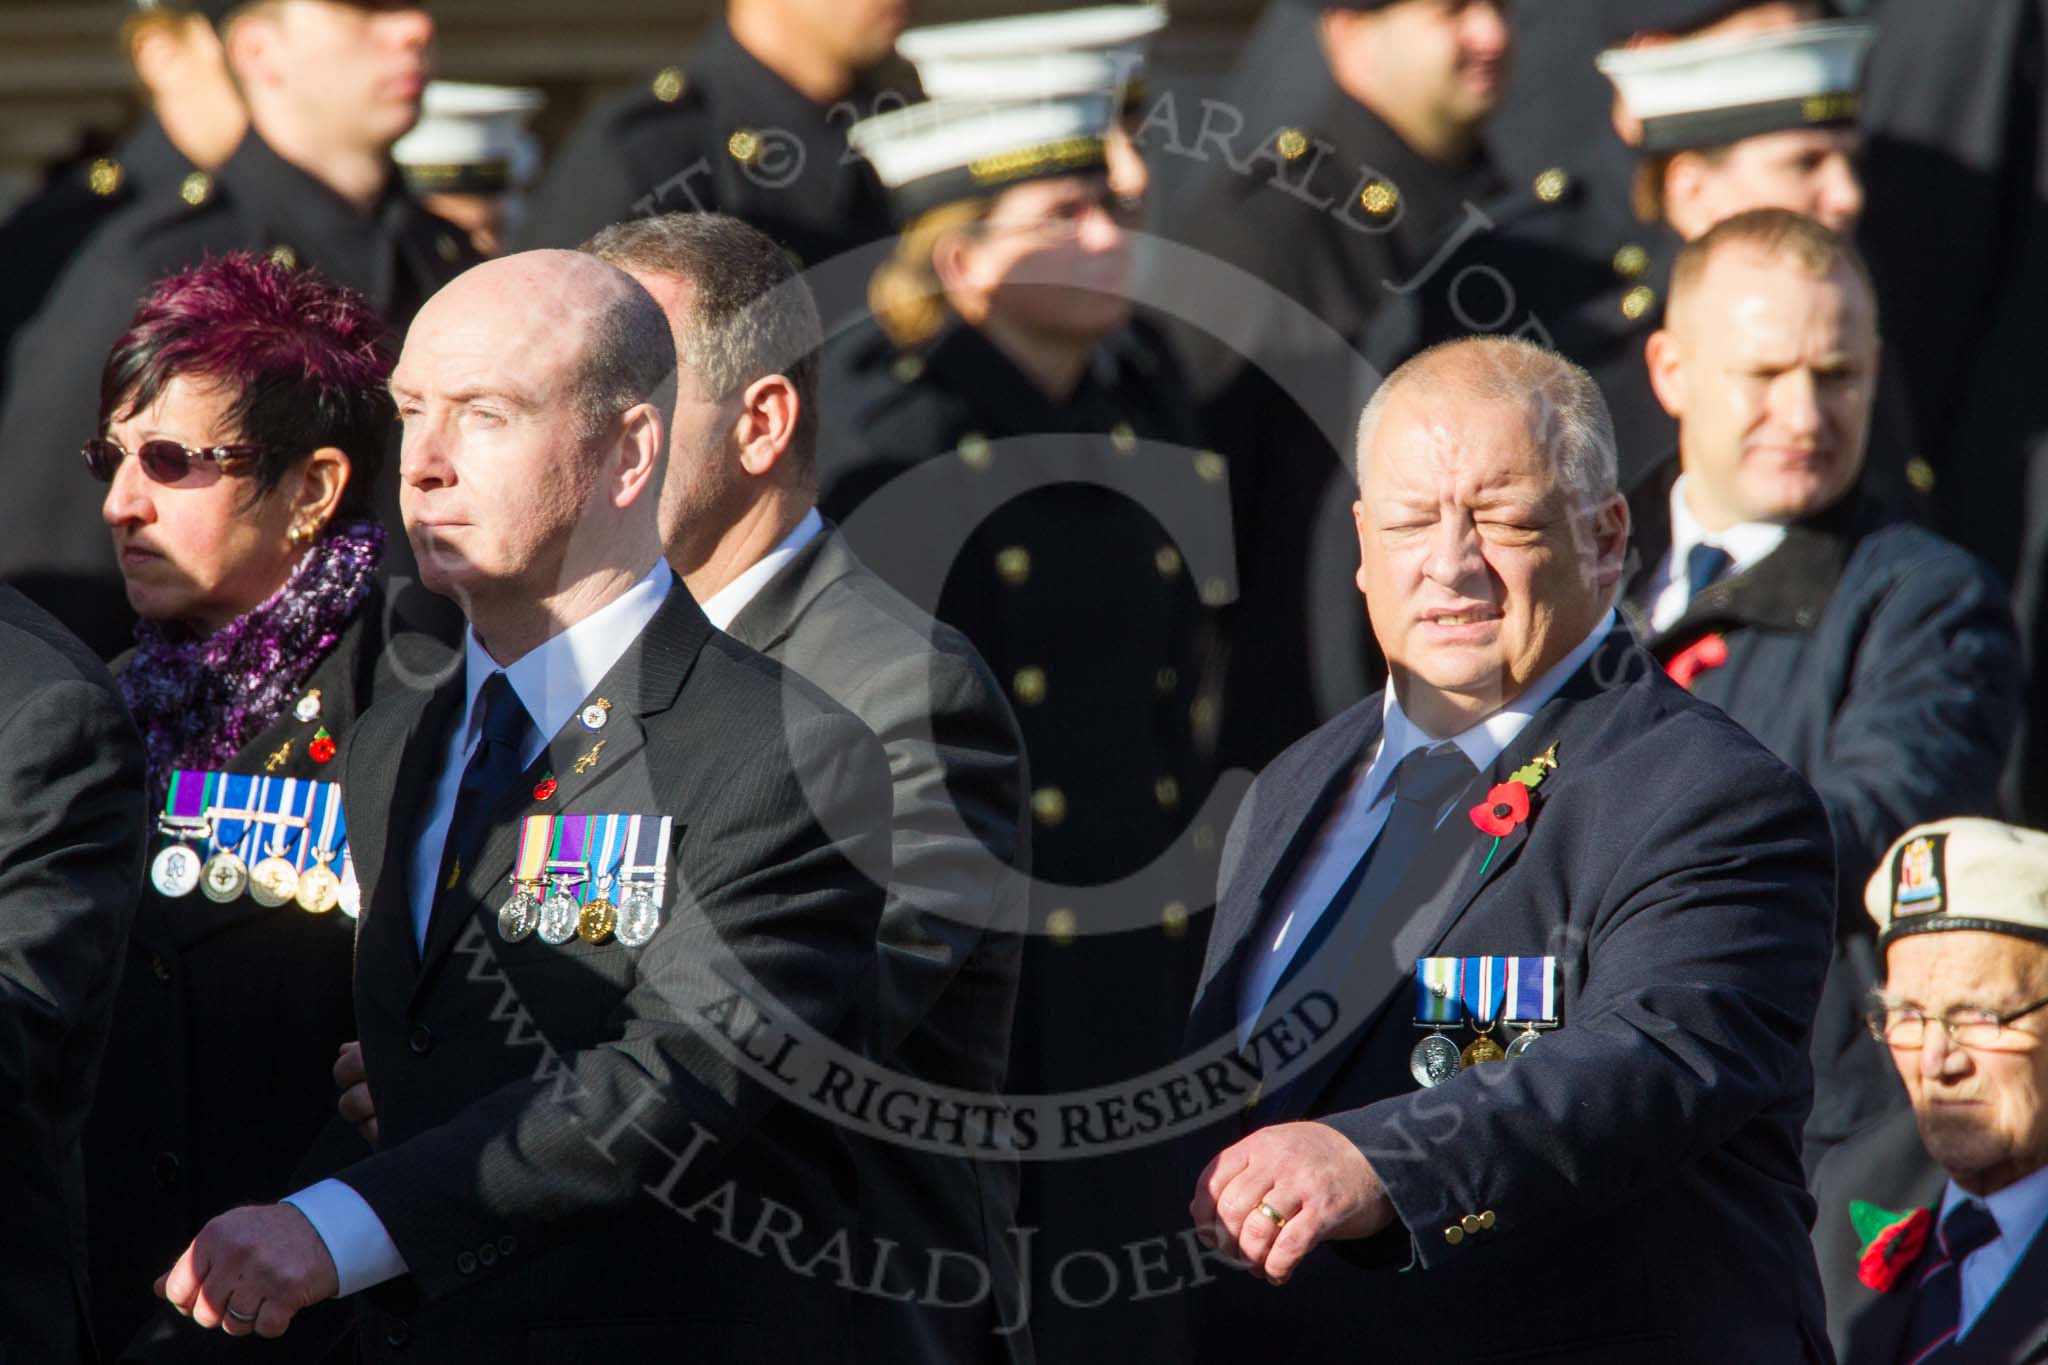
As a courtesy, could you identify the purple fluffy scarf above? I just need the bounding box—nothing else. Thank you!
[122,518,384,794]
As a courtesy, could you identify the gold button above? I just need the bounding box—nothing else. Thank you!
[652,66,687,103]
[179,171,212,206]
[436,232,460,263]
[1110,421,1138,454]
[1194,450,1227,483]
[996,545,1032,585]
[88,158,123,198]
[1275,127,1310,161]
[1612,243,1650,279]
[1046,907,1077,946]
[1478,1210,1496,1231]
[1013,666,1048,706]
[1032,786,1067,826]
[1620,285,1658,321]
[1906,456,1937,494]
[1533,167,1569,203]
[727,128,762,164]
[267,243,298,269]
[1359,180,1399,217]
[958,431,992,470]
[1162,901,1189,939]
[1460,1214,1482,1235]
[1154,666,1179,694]
[1445,1225,1465,1246]
[1154,776,1181,809]
[1200,576,1231,606]
[890,353,925,384]
[1190,697,1218,735]
[1154,545,1183,578]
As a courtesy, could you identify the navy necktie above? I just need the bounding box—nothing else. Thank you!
[437,671,535,894]
[1897,1199,2001,1364]
[1683,542,1733,604]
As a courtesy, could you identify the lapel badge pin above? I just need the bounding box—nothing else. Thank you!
[265,740,293,773]
[573,740,606,775]
[580,698,612,732]
[294,689,322,724]
[534,775,558,802]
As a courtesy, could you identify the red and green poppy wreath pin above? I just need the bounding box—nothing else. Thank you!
[1470,743,1558,874]
[1850,1201,1933,1293]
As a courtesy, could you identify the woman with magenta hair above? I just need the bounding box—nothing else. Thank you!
[79,251,445,1361]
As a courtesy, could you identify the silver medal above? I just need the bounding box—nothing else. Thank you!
[538,886,580,944]
[151,844,203,898]
[616,884,661,947]
[1408,1031,1463,1088]
[498,886,540,943]
[1505,1028,1541,1058]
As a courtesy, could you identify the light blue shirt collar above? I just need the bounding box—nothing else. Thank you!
[1369,610,1615,806]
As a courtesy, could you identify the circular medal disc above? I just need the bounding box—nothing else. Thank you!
[296,864,342,913]
[200,851,250,903]
[616,888,660,948]
[498,889,539,943]
[294,690,322,723]
[1461,1034,1508,1068]
[537,890,581,945]
[579,702,608,731]
[1409,1033,1462,1088]
[1505,1030,1540,1058]
[151,844,203,898]
[577,898,617,945]
[248,856,300,908]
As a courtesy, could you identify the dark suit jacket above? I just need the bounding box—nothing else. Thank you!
[726,523,1031,1365]
[1623,465,2020,1158]
[333,581,894,1363]
[1182,628,1837,1364]
[87,585,455,1364]
[1813,1107,2048,1365]
[0,587,147,1363]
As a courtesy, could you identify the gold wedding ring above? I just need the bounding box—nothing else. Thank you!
[1256,1201,1289,1229]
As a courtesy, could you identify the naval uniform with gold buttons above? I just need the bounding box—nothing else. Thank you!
[0,129,476,661]
[82,585,453,1363]
[515,21,906,319]
[0,115,194,402]
[1149,4,1508,773]
[819,311,1227,1363]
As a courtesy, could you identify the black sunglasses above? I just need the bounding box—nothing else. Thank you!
[82,436,260,487]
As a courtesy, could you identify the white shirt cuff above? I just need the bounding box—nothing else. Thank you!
[282,1178,409,1297]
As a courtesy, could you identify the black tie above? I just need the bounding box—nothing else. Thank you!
[1898,1199,2001,1364]
[1683,543,1733,604]
[1250,744,1478,1040]
[436,671,535,895]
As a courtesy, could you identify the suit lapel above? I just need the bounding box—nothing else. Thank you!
[410,588,710,996]
[1185,704,1384,1052]
[722,522,857,656]
[350,677,457,1023]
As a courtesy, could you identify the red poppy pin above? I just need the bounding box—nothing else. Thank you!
[533,776,558,802]
[1470,745,1557,874]
[308,727,336,764]
[1850,1201,1932,1293]
[1665,633,1729,691]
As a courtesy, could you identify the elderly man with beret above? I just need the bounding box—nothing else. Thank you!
[1814,818,2048,1364]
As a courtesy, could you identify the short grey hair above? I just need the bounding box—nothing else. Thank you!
[581,213,823,481]
[1354,336,1618,513]
[572,276,678,443]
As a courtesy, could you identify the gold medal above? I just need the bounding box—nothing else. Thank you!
[200,850,249,903]
[577,897,617,944]
[1460,1030,1506,1067]
[248,856,300,907]
[296,862,342,913]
